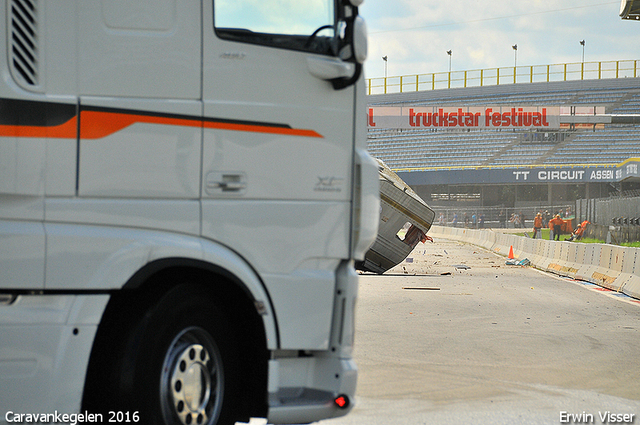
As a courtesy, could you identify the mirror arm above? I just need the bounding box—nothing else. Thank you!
[330,63,362,90]
[328,6,364,90]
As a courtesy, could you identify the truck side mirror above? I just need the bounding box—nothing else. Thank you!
[306,3,367,90]
[352,16,368,64]
[329,13,367,90]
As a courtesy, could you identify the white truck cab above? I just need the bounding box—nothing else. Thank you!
[0,0,379,424]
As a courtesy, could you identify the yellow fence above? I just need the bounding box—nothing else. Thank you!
[366,59,639,95]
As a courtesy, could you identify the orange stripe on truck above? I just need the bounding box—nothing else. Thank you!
[80,110,322,139]
[0,101,322,139]
[0,116,78,138]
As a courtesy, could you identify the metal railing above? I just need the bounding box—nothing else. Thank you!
[366,59,639,95]
[431,205,573,230]
[575,195,640,243]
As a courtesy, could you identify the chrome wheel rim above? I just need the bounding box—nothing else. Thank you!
[160,327,223,425]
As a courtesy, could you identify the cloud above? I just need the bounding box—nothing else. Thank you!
[361,0,639,80]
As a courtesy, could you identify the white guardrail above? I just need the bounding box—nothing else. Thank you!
[429,225,640,301]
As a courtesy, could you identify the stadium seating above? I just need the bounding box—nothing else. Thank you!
[368,79,640,169]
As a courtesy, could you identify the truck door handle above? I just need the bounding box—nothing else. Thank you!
[205,172,246,195]
[213,181,246,191]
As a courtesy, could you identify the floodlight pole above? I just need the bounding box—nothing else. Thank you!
[382,55,388,79]
[512,45,518,83]
[580,40,585,63]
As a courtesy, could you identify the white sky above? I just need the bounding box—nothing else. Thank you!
[359,0,640,79]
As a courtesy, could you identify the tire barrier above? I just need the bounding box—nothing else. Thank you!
[428,225,640,301]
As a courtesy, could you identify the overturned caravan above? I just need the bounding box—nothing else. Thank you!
[357,159,435,274]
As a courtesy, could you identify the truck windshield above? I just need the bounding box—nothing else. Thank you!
[214,0,337,55]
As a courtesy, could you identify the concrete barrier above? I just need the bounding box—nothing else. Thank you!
[543,241,563,273]
[546,241,567,275]
[520,238,535,263]
[513,236,526,260]
[620,249,640,299]
[588,244,621,290]
[493,233,511,257]
[564,243,584,279]
[575,244,598,282]
[481,231,496,251]
[540,239,555,272]
[607,246,625,291]
[428,225,640,301]
[529,239,544,267]
[546,241,582,279]
[617,248,639,297]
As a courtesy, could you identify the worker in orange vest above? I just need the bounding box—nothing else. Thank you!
[567,220,590,242]
[548,214,564,241]
[533,213,543,239]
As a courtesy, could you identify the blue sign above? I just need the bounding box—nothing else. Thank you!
[396,164,630,186]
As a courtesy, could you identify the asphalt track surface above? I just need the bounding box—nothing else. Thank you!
[318,235,640,425]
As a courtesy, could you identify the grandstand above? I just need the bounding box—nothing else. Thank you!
[367,75,640,210]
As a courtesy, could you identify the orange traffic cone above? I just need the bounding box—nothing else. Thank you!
[508,245,515,259]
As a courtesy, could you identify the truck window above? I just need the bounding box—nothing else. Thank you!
[214,0,338,55]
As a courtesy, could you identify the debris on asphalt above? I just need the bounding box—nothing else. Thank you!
[402,287,440,291]
[505,258,531,266]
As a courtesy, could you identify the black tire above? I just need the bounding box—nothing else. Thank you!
[86,283,241,425]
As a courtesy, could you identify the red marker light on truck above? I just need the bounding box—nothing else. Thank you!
[334,395,349,409]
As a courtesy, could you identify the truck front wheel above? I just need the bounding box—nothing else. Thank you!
[160,326,225,425]
[85,283,241,425]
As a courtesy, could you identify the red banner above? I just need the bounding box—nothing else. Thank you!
[367,106,561,130]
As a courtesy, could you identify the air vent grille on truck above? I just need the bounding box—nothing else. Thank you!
[10,0,39,89]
